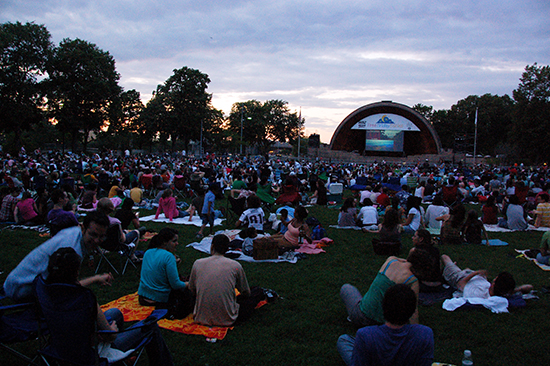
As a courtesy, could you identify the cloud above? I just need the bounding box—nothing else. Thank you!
[2,0,549,143]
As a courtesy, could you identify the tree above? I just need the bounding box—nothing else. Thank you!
[228,100,301,154]
[431,94,514,156]
[150,67,212,149]
[0,21,52,153]
[100,89,144,152]
[512,63,550,163]
[46,38,121,152]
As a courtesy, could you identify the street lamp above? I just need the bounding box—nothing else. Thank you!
[240,108,251,155]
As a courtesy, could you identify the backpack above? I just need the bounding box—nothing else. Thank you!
[312,224,326,240]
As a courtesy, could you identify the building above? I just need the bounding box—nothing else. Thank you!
[330,101,441,157]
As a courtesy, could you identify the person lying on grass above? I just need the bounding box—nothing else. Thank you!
[441,254,533,298]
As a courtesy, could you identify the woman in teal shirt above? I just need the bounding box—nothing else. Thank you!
[138,228,192,316]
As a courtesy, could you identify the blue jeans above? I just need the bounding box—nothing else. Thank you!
[340,284,379,328]
[337,334,355,366]
[536,252,550,265]
[104,308,174,366]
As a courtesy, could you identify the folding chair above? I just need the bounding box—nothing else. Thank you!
[95,224,139,275]
[227,196,246,224]
[33,276,168,366]
[0,292,45,366]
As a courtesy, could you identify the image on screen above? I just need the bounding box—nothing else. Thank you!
[365,130,404,152]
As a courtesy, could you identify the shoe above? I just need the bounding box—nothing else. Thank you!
[196,233,203,239]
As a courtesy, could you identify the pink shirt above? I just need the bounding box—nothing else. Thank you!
[155,196,179,221]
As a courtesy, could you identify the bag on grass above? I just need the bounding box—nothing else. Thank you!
[312,224,326,240]
[253,236,279,260]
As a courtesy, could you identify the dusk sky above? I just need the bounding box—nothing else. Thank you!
[2,0,549,143]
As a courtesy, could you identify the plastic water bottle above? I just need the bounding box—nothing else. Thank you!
[462,350,473,366]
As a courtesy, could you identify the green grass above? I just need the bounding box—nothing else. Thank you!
[1,197,550,365]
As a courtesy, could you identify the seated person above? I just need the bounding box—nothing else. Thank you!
[535,231,550,265]
[411,229,443,292]
[462,210,490,244]
[356,198,378,231]
[80,183,98,209]
[481,194,499,225]
[115,198,145,232]
[188,234,264,326]
[402,196,422,234]
[340,249,432,327]
[44,247,174,366]
[441,254,532,298]
[97,198,140,262]
[440,204,466,245]
[236,195,265,233]
[424,195,448,230]
[155,188,186,221]
[4,210,112,301]
[47,188,79,236]
[14,190,39,225]
[138,228,193,317]
[534,193,550,228]
[0,187,20,222]
[129,181,144,205]
[338,198,358,227]
[498,195,528,231]
[337,284,434,366]
[367,208,402,243]
[309,179,327,206]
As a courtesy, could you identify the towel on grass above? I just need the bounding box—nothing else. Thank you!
[442,296,509,313]
[482,239,509,246]
[140,214,224,227]
[100,292,232,339]
[515,249,550,271]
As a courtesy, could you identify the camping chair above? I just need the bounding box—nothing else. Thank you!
[0,292,45,366]
[173,175,195,200]
[441,185,459,207]
[33,276,168,366]
[227,195,246,225]
[95,224,139,275]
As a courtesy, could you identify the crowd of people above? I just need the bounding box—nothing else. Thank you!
[1,148,549,364]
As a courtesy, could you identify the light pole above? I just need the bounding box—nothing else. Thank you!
[240,108,243,155]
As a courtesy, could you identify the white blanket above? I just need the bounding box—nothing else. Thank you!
[442,296,509,313]
[484,224,550,232]
[186,231,298,263]
[140,214,224,227]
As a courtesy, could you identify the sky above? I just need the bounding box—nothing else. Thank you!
[2,0,549,143]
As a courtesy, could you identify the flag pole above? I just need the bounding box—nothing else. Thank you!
[473,107,478,166]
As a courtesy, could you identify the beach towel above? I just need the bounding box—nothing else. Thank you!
[515,249,550,271]
[482,239,508,246]
[140,214,224,227]
[442,296,509,313]
[101,292,232,339]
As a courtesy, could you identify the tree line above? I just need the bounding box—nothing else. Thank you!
[0,21,301,155]
[2,22,549,163]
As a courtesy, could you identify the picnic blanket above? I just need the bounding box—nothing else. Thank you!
[482,239,509,246]
[329,225,363,231]
[484,224,550,232]
[515,249,550,271]
[140,214,224,227]
[187,230,331,262]
[100,292,232,339]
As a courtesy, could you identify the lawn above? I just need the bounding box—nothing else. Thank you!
[1,196,549,366]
